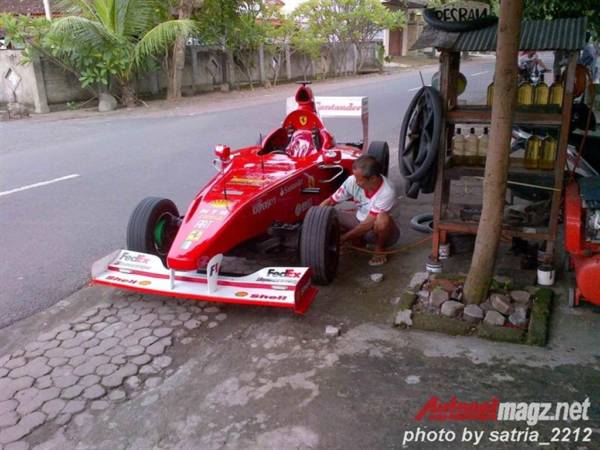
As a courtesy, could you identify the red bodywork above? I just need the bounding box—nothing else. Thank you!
[167,84,361,271]
[564,181,600,306]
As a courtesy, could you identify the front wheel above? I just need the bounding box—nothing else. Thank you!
[300,206,340,285]
[126,197,180,266]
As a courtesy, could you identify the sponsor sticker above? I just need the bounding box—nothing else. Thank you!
[280,178,303,197]
[299,115,308,126]
[198,207,228,221]
[106,275,138,285]
[230,176,266,186]
[294,199,312,217]
[210,199,234,208]
[139,280,152,286]
[252,197,277,215]
[235,291,249,297]
[266,268,302,279]
[181,240,193,250]
[250,293,287,301]
[113,251,153,270]
[304,174,317,188]
[186,230,203,241]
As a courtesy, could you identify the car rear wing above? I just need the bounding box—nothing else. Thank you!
[286,96,369,151]
[92,250,317,314]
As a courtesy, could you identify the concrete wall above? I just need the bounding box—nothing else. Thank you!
[0,42,381,112]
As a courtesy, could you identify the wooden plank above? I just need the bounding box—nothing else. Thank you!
[438,220,551,241]
[447,108,562,126]
[444,158,556,181]
[546,52,578,258]
[431,50,459,260]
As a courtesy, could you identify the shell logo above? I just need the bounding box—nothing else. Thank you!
[235,291,249,297]
[139,280,152,286]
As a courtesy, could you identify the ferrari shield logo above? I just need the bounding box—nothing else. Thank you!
[299,115,308,126]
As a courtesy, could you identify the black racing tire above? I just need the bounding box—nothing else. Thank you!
[410,212,434,234]
[367,141,390,177]
[126,197,180,265]
[300,206,340,285]
[423,8,498,33]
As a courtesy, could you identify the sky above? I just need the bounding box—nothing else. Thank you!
[282,0,306,14]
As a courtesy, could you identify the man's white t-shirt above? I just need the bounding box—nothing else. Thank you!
[332,175,396,221]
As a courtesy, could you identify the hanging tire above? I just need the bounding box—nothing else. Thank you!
[367,141,390,177]
[126,197,180,266]
[300,206,340,285]
[410,212,434,233]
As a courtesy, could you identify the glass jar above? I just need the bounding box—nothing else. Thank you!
[540,135,557,170]
[524,135,541,169]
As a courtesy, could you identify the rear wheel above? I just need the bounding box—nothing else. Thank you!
[300,206,340,285]
[367,141,390,177]
[126,197,180,265]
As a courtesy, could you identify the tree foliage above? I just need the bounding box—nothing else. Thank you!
[523,0,599,37]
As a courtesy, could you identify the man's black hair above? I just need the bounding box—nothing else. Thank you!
[353,154,382,178]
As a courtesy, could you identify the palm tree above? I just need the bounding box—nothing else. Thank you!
[47,0,197,106]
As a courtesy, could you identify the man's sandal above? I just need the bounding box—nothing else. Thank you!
[368,254,387,266]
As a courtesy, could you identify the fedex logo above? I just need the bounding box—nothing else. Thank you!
[120,252,151,264]
[266,268,301,279]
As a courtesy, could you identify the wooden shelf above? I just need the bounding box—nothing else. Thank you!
[437,220,551,241]
[447,105,562,127]
[444,158,556,185]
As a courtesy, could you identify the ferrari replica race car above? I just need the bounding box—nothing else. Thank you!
[92,83,390,313]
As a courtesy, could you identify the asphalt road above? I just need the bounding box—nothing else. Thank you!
[0,56,495,328]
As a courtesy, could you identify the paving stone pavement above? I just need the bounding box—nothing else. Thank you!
[0,297,226,448]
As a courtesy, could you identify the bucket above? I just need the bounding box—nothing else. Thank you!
[426,258,443,273]
[537,265,555,286]
[439,243,451,260]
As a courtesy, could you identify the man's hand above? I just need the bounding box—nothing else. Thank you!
[320,197,335,207]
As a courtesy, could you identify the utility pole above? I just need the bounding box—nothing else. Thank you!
[463,0,524,303]
[42,0,52,20]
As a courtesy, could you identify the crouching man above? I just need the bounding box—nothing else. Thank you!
[320,155,400,266]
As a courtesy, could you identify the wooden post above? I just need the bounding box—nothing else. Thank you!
[463,0,524,304]
[545,52,578,258]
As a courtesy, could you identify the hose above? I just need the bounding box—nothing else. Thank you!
[347,235,432,255]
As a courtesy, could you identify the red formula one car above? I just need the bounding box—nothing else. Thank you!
[92,83,390,313]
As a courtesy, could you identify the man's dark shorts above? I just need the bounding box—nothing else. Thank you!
[337,210,400,247]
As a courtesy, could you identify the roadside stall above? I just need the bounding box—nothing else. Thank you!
[404,13,588,270]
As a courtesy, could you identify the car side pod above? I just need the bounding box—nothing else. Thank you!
[91,250,318,314]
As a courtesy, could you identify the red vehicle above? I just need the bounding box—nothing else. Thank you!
[92,83,390,313]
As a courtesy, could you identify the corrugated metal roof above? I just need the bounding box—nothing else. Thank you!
[412,17,588,51]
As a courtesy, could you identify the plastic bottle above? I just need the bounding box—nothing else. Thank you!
[549,80,564,107]
[517,82,533,106]
[540,135,557,170]
[534,74,549,105]
[524,135,541,169]
[477,127,489,166]
[452,128,465,165]
[486,81,494,107]
[464,127,479,166]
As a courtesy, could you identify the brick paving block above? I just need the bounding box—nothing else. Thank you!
[73,356,110,377]
[82,307,99,318]
[208,322,218,329]
[152,356,172,369]
[37,330,59,342]
[0,367,8,377]
[120,335,140,347]
[105,316,119,324]
[44,348,65,359]
[47,357,69,368]
[139,336,159,347]
[131,354,151,366]
[125,376,140,389]
[96,364,118,377]
[0,410,18,427]
[170,320,183,327]
[10,357,51,379]
[91,400,109,410]
[177,312,192,322]
[215,313,227,321]
[97,302,113,310]
[14,387,39,404]
[0,377,33,402]
[121,314,140,323]
[144,377,162,389]
[108,390,126,401]
[204,306,220,314]
[91,323,109,332]
[101,363,137,388]
[73,323,91,331]
[4,357,26,370]
[184,320,200,330]
[41,398,66,419]
[0,411,46,444]
[5,441,30,450]
[146,342,166,356]
[63,346,85,358]
[35,375,53,389]
[150,319,164,327]
[0,354,10,367]
[68,355,87,367]
[79,374,100,388]
[56,330,76,341]
[198,315,209,322]
[82,385,105,400]
[60,385,83,400]
[53,374,79,388]
[125,346,145,357]
[158,314,175,322]
[110,355,127,365]
[0,399,18,414]
[35,340,60,352]
[80,339,100,350]
[132,328,152,340]
[17,387,60,415]
[62,400,85,414]
[54,413,72,425]
[104,345,125,358]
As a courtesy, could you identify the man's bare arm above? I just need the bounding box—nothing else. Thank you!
[320,197,336,207]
